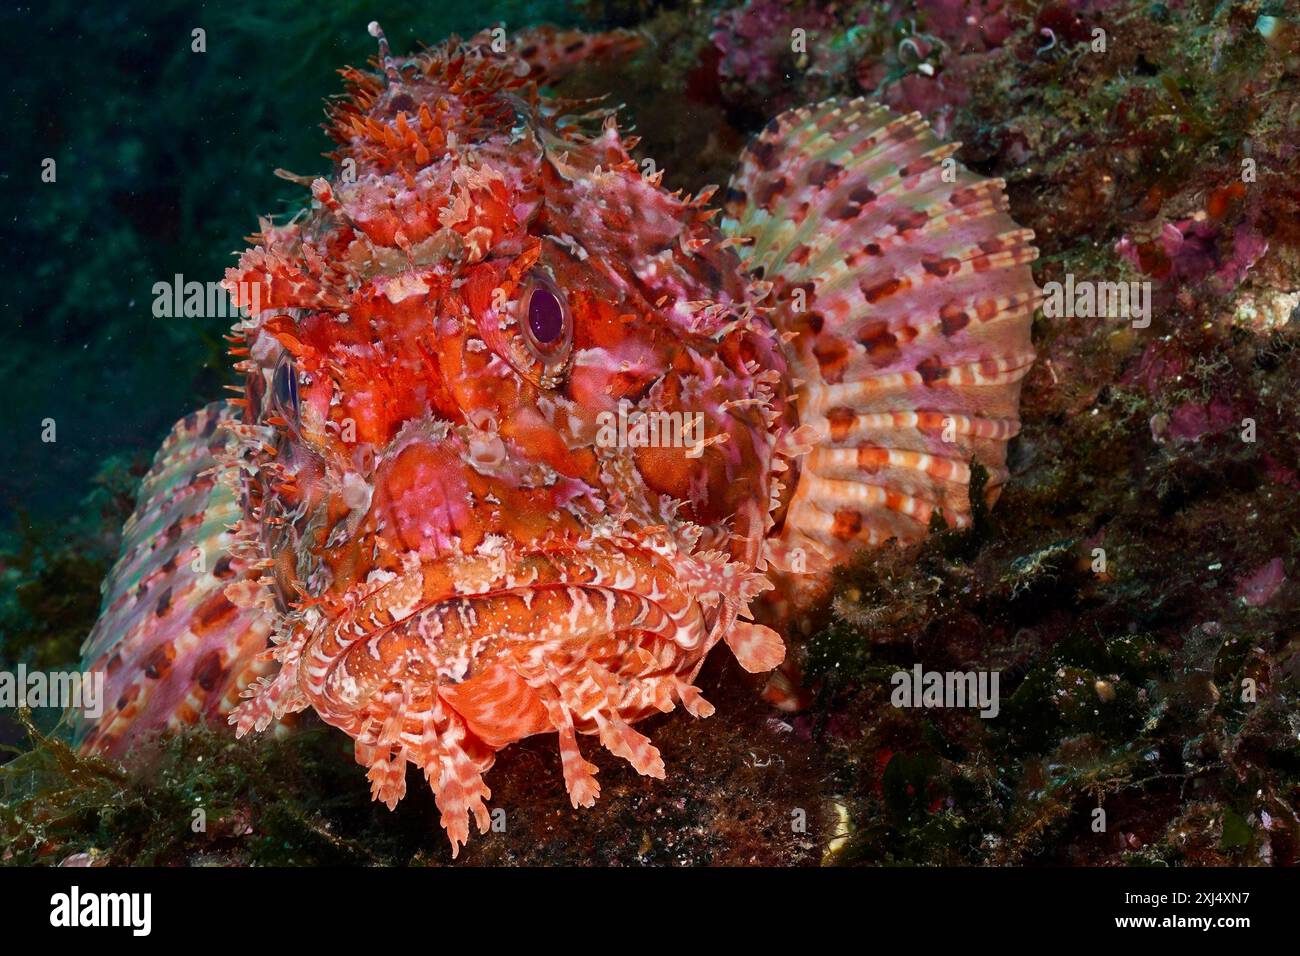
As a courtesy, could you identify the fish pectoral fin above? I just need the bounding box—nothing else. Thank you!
[77,401,278,758]
[724,98,1039,595]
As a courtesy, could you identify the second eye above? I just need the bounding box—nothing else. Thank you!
[271,353,300,424]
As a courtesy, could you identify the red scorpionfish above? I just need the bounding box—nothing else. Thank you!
[76,24,1039,855]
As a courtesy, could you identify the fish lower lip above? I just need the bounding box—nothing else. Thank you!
[301,546,708,716]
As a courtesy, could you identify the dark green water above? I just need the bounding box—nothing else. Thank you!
[1,0,581,525]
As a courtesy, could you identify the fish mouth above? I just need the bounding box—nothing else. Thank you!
[297,541,713,733]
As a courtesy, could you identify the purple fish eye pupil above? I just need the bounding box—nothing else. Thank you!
[527,285,565,346]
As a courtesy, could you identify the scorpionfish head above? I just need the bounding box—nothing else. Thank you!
[222,48,796,825]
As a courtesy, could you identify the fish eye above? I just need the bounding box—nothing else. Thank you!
[521,277,571,360]
[271,353,300,423]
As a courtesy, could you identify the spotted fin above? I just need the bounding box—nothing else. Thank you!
[470,24,644,84]
[76,402,276,757]
[723,98,1039,575]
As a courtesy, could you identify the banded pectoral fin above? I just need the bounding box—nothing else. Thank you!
[76,402,277,758]
[725,98,1039,579]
